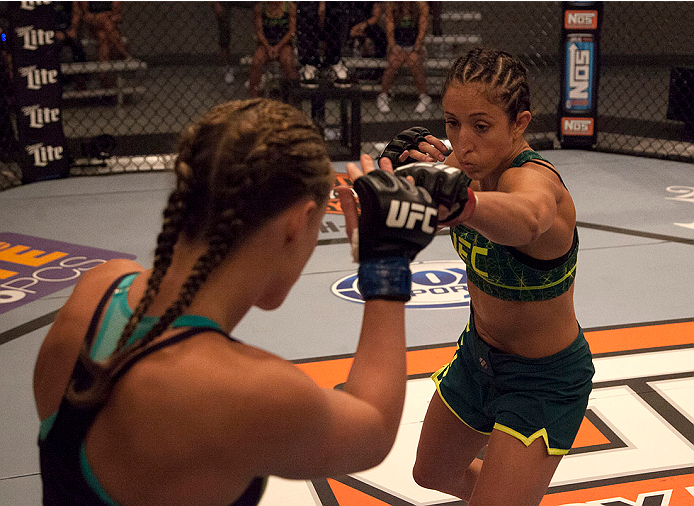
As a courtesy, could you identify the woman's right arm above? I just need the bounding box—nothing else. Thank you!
[238,298,407,478]
[220,156,436,478]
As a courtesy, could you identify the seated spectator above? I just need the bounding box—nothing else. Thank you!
[248,1,298,98]
[79,1,130,63]
[348,1,386,58]
[212,1,236,83]
[53,1,86,64]
[296,1,351,89]
[377,1,431,115]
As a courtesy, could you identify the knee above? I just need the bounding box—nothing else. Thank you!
[411,458,439,490]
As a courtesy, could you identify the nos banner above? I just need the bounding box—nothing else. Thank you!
[8,1,68,184]
[558,1,602,149]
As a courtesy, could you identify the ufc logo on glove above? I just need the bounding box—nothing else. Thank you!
[386,201,437,233]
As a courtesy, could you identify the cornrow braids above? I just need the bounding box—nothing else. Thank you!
[105,97,332,371]
[443,47,531,123]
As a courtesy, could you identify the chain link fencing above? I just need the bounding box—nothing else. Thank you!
[1,1,692,191]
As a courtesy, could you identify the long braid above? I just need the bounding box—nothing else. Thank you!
[116,183,190,349]
[137,207,242,347]
[69,99,333,407]
[443,47,531,122]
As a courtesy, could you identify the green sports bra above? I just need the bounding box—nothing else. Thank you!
[450,151,579,302]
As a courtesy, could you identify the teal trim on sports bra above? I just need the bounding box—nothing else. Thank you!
[39,411,57,442]
[80,442,120,506]
[90,273,222,361]
[41,272,224,503]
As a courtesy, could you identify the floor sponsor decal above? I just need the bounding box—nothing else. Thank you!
[332,260,471,308]
[257,321,694,506]
[0,232,136,314]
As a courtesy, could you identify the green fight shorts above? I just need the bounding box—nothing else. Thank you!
[432,313,594,455]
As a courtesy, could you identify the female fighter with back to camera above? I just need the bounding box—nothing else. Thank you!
[378,47,595,505]
[33,98,445,505]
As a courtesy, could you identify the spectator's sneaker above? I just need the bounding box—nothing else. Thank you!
[300,65,318,89]
[414,94,432,114]
[244,73,267,91]
[224,67,235,84]
[329,61,351,88]
[377,93,391,113]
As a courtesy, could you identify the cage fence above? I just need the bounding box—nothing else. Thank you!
[0,1,692,191]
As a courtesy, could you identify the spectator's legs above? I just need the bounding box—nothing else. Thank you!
[213,2,234,83]
[406,51,432,113]
[105,24,129,59]
[378,47,406,113]
[90,13,129,61]
[90,20,110,62]
[381,47,406,95]
[278,45,298,81]
[406,51,427,96]
[214,3,232,67]
[248,45,269,98]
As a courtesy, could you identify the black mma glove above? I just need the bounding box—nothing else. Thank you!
[353,170,438,301]
[379,126,435,169]
[394,162,475,224]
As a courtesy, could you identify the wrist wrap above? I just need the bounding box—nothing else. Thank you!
[358,257,411,301]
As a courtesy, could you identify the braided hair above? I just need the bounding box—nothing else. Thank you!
[442,47,531,123]
[67,98,333,407]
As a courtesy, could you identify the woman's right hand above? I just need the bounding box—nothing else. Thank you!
[378,127,450,169]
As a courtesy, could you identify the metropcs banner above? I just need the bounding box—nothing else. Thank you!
[0,233,136,314]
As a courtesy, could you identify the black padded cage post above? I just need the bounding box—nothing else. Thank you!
[558,1,602,149]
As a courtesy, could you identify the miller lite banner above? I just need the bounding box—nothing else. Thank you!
[559,1,602,149]
[8,1,68,183]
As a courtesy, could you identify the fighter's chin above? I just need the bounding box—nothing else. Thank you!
[459,163,476,177]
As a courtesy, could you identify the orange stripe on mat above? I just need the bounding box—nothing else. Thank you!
[296,322,694,388]
[585,321,694,354]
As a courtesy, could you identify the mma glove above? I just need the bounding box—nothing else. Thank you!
[379,126,438,169]
[353,170,438,301]
[394,162,476,224]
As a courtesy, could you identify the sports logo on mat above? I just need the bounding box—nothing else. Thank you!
[0,233,136,314]
[331,260,470,308]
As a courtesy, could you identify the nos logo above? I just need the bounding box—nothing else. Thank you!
[331,260,470,308]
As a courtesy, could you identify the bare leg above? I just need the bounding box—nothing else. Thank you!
[249,45,269,98]
[414,392,564,505]
[413,392,489,501]
[278,45,298,81]
[380,47,405,94]
[406,51,427,95]
[468,429,562,506]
